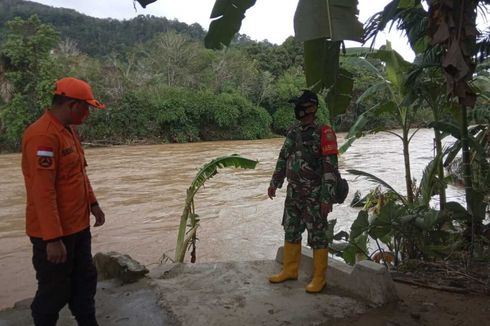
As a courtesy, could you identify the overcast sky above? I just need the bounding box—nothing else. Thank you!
[29,0,418,60]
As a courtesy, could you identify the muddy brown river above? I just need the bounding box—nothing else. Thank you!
[0,129,465,309]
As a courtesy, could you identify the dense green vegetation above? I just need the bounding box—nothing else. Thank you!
[0,0,433,152]
[1,0,488,279]
[0,0,207,56]
[197,0,488,273]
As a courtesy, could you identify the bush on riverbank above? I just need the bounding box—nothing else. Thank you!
[78,88,272,144]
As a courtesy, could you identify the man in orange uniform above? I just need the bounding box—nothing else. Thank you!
[21,77,106,326]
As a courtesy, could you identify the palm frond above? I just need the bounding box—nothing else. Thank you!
[364,0,428,54]
[476,27,490,62]
[430,121,462,139]
[416,154,443,207]
[442,124,489,167]
[346,169,407,205]
[406,46,445,86]
[468,106,490,123]
[364,0,401,47]
[443,141,462,167]
[339,103,377,153]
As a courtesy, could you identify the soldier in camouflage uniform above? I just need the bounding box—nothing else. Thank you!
[268,90,338,293]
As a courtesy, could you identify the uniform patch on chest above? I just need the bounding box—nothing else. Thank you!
[62,147,74,156]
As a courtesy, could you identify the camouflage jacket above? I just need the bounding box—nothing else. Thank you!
[270,121,338,203]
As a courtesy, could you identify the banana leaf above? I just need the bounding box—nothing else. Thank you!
[175,154,258,262]
[190,154,258,192]
[326,67,354,118]
[369,201,407,239]
[367,43,412,93]
[205,0,257,49]
[350,210,369,239]
[355,81,387,105]
[135,0,157,8]
[304,39,340,92]
[339,101,398,153]
[294,0,363,43]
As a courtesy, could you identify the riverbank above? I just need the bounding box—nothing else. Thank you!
[0,132,471,309]
[1,257,489,326]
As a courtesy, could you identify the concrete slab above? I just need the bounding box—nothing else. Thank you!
[1,252,397,326]
[0,279,172,326]
[151,260,370,325]
[276,246,399,306]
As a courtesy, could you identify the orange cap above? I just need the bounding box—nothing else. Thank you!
[54,77,105,109]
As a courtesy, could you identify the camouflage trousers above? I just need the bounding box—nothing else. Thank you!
[282,183,329,249]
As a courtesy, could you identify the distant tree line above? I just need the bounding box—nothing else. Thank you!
[0,0,434,152]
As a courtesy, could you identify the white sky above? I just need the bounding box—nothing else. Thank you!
[29,0,422,61]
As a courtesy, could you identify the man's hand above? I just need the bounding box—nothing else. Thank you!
[268,186,277,200]
[91,204,105,227]
[321,202,332,219]
[47,240,67,264]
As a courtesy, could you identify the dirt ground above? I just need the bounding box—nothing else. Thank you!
[334,282,490,326]
[337,259,490,326]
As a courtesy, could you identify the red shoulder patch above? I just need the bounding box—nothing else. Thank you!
[320,125,338,155]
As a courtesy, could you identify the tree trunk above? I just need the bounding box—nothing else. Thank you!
[433,108,447,210]
[460,105,475,257]
[403,129,414,204]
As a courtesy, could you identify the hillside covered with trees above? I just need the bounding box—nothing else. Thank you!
[0,0,442,151]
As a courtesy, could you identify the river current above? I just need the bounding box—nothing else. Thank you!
[0,129,465,309]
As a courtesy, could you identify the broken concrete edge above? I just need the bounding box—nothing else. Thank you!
[97,248,398,307]
[275,246,399,306]
[94,251,149,284]
[4,251,396,321]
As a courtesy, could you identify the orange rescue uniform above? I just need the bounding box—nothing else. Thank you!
[22,111,97,241]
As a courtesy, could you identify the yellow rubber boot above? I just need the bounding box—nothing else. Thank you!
[269,241,301,283]
[305,248,328,293]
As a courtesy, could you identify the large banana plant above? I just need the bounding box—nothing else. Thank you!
[341,43,418,203]
[174,154,258,263]
[363,0,490,259]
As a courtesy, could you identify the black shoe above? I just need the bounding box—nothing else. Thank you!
[75,314,99,326]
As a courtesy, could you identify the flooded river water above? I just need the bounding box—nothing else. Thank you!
[0,129,465,309]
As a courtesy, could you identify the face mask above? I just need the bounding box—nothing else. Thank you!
[294,105,307,120]
[294,103,316,120]
[69,105,90,125]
